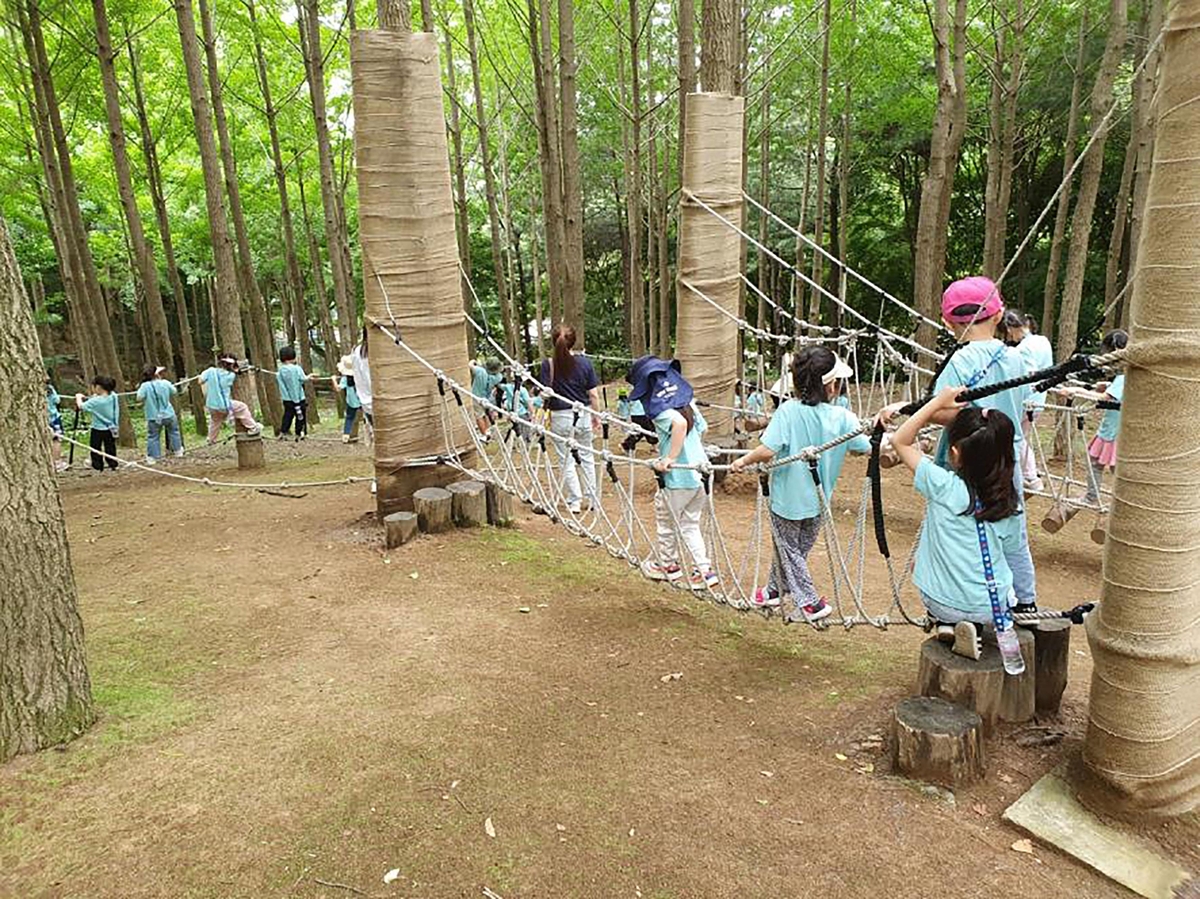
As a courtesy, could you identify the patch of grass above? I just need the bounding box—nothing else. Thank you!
[476,527,615,586]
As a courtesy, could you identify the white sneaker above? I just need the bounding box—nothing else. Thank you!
[246,423,263,437]
[144,456,156,466]
[341,434,350,444]
[174,449,185,458]
[55,460,70,472]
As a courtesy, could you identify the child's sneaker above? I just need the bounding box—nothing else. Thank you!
[788,598,833,624]
[144,456,156,466]
[341,434,351,444]
[642,561,683,582]
[247,423,263,437]
[689,569,719,591]
[951,621,982,660]
[174,448,184,458]
[751,587,782,608]
[935,622,956,643]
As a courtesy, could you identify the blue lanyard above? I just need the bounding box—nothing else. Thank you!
[973,500,1010,631]
[965,346,1007,389]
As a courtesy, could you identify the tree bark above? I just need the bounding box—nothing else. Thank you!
[23,0,134,447]
[1041,12,1088,337]
[297,167,341,393]
[462,0,518,356]
[299,0,356,355]
[1055,0,1128,361]
[625,0,647,356]
[912,0,969,351]
[678,0,696,185]
[443,26,474,353]
[805,0,833,328]
[377,0,410,29]
[700,0,739,94]
[92,0,174,383]
[173,0,255,415]
[558,0,585,345]
[657,136,671,356]
[836,0,857,315]
[1104,112,1138,327]
[247,0,318,421]
[527,0,567,326]
[126,37,206,432]
[982,0,1025,280]
[0,217,94,763]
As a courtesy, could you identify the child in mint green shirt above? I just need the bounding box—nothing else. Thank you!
[276,346,310,440]
[731,348,867,623]
[76,375,120,472]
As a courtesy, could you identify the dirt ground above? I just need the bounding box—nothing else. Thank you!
[3,427,1197,898]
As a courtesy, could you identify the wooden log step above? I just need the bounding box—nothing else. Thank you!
[916,629,1035,734]
[892,696,986,787]
[486,482,514,527]
[1032,619,1071,717]
[384,511,419,548]
[412,486,453,534]
[447,480,487,527]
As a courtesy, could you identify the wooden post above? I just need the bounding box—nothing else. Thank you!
[486,481,514,527]
[916,630,1035,734]
[413,486,453,534]
[893,696,986,787]
[448,480,487,527]
[235,432,265,469]
[1033,620,1071,717]
[384,511,418,548]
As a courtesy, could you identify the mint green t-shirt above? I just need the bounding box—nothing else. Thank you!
[276,363,308,403]
[933,339,1030,469]
[760,400,869,521]
[82,393,120,432]
[912,458,1022,618]
[136,379,177,422]
[471,365,502,400]
[200,367,235,412]
[654,405,708,490]
[1096,374,1125,441]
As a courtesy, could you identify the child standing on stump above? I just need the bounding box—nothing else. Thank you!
[200,353,262,443]
[276,346,311,440]
[136,364,183,464]
[730,347,870,623]
[891,387,1025,661]
[76,375,120,472]
[627,356,718,592]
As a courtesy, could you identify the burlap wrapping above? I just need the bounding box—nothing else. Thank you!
[350,30,468,473]
[675,93,745,437]
[1082,10,1200,816]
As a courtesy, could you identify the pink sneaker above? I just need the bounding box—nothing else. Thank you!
[788,598,833,624]
[689,569,720,591]
[752,587,782,608]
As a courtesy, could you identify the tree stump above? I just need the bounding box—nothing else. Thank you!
[916,630,1035,734]
[384,511,419,548]
[447,480,487,527]
[235,432,265,470]
[486,482,514,527]
[412,486,453,534]
[1032,619,1071,717]
[893,696,986,787]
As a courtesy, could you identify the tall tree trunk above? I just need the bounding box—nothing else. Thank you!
[657,138,671,356]
[530,197,546,360]
[198,0,281,431]
[1123,0,1164,331]
[626,0,647,356]
[127,37,206,432]
[93,0,175,385]
[443,26,474,353]
[298,168,341,394]
[248,0,319,421]
[1055,0,1128,361]
[678,0,696,188]
[793,123,814,333]
[912,0,969,350]
[24,0,134,446]
[700,0,738,93]
[377,0,411,29]
[982,0,1025,280]
[1104,112,1138,326]
[558,0,585,345]
[299,0,356,354]
[527,0,567,325]
[0,216,94,763]
[1041,12,1088,336]
[462,0,517,356]
[805,0,833,328]
[837,0,857,315]
[757,82,770,362]
[420,0,434,31]
[173,0,255,416]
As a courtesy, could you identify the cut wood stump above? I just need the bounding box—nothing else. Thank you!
[486,482,514,527]
[916,630,1035,734]
[412,486,453,534]
[892,696,985,787]
[447,480,487,527]
[235,432,265,470]
[384,511,419,548]
[1032,619,1071,716]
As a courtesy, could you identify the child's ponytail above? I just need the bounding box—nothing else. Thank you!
[945,406,1019,522]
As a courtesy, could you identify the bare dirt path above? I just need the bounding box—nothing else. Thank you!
[2,443,1194,898]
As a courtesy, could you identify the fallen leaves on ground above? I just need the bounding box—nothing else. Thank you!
[1011,839,1035,855]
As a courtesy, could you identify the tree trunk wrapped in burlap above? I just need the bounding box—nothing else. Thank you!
[675,92,744,438]
[1081,1,1200,817]
[350,30,470,515]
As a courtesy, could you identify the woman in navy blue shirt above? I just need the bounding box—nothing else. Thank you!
[538,324,601,513]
